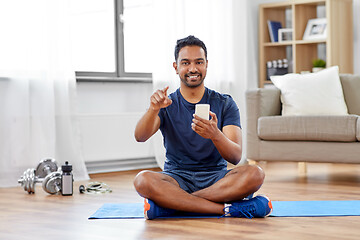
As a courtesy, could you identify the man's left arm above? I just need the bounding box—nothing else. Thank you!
[192,111,242,165]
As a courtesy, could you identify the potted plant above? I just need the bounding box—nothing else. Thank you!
[312,59,326,73]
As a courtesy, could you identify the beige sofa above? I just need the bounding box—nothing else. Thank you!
[246,74,360,164]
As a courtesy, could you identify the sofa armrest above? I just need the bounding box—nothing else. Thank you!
[246,88,282,117]
[340,74,360,115]
[245,88,281,160]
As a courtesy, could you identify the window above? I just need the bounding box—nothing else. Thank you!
[70,0,153,81]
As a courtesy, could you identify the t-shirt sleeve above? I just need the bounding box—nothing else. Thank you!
[222,96,241,129]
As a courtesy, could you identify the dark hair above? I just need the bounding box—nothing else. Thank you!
[174,35,207,62]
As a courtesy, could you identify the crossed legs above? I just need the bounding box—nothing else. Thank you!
[133,165,265,215]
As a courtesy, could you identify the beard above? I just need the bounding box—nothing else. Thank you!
[180,72,205,88]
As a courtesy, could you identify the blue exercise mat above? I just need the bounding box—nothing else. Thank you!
[88,200,360,219]
[89,203,220,219]
[271,200,360,217]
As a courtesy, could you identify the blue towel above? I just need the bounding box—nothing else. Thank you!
[89,200,360,219]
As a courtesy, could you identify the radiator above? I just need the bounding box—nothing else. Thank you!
[77,113,158,173]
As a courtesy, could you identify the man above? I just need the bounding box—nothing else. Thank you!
[134,35,272,219]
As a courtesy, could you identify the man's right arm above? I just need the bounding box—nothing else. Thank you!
[134,86,172,142]
[134,108,161,142]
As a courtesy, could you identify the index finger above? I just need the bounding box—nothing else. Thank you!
[193,114,209,122]
[162,86,170,95]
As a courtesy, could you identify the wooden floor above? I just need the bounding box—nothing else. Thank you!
[1,162,360,240]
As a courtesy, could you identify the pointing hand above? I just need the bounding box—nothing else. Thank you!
[150,86,173,111]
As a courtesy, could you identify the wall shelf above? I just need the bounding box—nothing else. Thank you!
[258,0,353,87]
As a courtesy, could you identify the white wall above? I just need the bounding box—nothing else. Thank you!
[354,0,360,73]
[78,0,359,167]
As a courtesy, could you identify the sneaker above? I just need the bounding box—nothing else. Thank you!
[223,195,272,219]
[244,193,254,200]
[144,198,176,220]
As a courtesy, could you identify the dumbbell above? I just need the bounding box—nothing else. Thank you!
[42,171,61,194]
[18,168,37,194]
[35,158,58,178]
[18,158,59,194]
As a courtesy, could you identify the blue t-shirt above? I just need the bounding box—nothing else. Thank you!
[158,87,241,172]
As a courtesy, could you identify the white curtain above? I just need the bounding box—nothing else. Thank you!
[0,0,89,187]
[151,0,251,169]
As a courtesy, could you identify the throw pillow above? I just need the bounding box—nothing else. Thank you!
[270,66,348,116]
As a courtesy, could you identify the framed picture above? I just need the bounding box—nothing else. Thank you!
[278,28,293,42]
[303,18,327,40]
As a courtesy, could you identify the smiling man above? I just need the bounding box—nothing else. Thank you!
[134,35,272,219]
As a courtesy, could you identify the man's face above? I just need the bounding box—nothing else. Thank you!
[173,45,208,88]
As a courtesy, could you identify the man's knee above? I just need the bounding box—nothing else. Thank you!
[233,165,265,191]
[247,165,265,187]
[133,170,155,197]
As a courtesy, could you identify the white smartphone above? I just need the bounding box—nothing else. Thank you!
[195,104,210,120]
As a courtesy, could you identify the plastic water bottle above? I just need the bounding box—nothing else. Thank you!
[61,161,73,196]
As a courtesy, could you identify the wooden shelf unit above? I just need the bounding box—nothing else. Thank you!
[258,0,353,87]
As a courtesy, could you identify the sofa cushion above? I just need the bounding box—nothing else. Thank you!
[340,74,360,115]
[270,66,348,116]
[258,115,358,142]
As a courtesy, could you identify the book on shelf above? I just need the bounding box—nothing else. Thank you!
[267,20,282,42]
